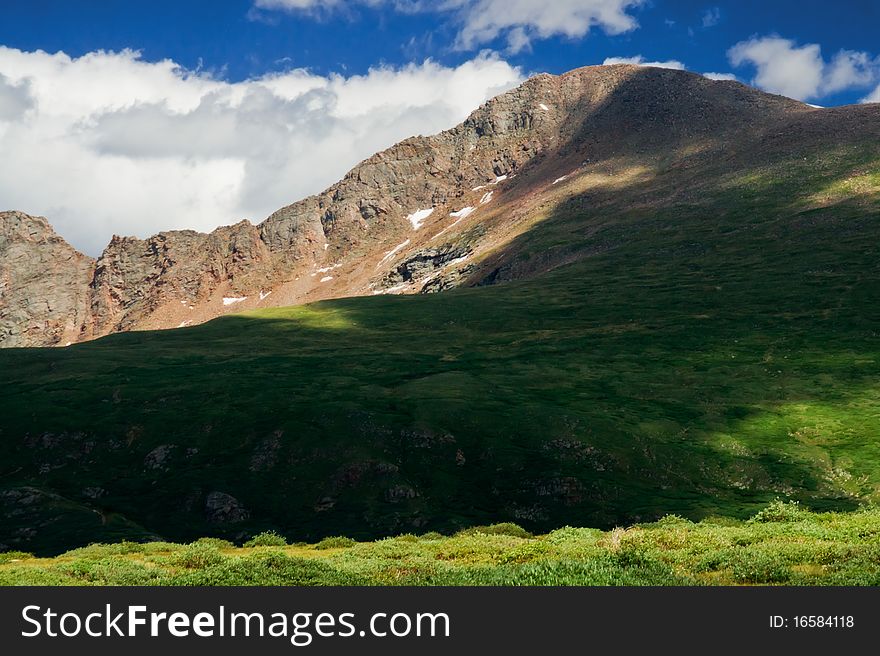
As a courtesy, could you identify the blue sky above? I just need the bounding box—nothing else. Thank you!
[3,0,878,104]
[0,1,878,253]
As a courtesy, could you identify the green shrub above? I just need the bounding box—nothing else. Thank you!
[419,532,445,541]
[391,533,419,543]
[60,558,164,585]
[750,500,806,524]
[428,557,691,586]
[314,536,357,550]
[0,551,34,564]
[244,531,287,547]
[700,515,745,527]
[172,552,365,586]
[171,543,225,569]
[731,552,791,584]
[140,541,185,553]
[612,543,655,568]
[497,541,551,564]
[456,523,533,539]
[653,514,694,527]
[61,541,148,559]
[544,526,603,545]
[191,537,235,549]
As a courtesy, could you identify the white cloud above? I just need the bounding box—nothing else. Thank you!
[254,0,647,54]
[603,56,743,83]
[0,47,523,255]
[728,36,880,101]
[256,0,339,7]
[701,7,720,28]
[728,37,824,100]
[824,50,876,94]
[603,58,739,83]
[452,0,646,53]
[602,55,685,70]
[703,72,737,81]
[0,74,33,121]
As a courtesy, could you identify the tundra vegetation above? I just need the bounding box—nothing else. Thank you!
[1,503,879,586]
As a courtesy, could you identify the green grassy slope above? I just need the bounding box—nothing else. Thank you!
[2,504,878,585]
[2,122,880,556]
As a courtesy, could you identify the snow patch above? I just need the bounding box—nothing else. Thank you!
[372,283,407,295]
[473,175,508,192]
[178,320,192,328]
[539,103,550,111]
[259,290,271,301]
[552,176,568,185]
[223,297,247,306]
[407,208,434,230]
[433,207,477,238]
[320,276,333,283]
[316,264,340,273]
[480,191,494,205]
[323,243,329,250]
[378,239,411,267]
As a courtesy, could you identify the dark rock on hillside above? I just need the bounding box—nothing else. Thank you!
[205,491,250,524]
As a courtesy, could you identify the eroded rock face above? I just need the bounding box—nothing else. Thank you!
[381,244,473,288]
[89,221,277,335]
[0,211,95,347]
[1,65,809,347]
[204,491,250,524]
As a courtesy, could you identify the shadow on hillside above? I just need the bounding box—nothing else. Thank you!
[439,66,879,291]
[2,68,880,551]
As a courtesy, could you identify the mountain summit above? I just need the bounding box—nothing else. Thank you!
[0,64,841,348]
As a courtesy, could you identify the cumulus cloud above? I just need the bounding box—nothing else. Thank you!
[702,72,738,81]
[728,36,880,101]
[0,74,34,121]
[254,0,646,54]
[0,47,522,255]
[603,57,740,82]
[824,50,877,94]
[451,0,646,53]
[602,55,685,70]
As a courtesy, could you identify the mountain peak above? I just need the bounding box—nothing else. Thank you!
[0,65,869,348]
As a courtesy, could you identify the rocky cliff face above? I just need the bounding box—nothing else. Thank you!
[0,65,811,347]
[0,211,94,347]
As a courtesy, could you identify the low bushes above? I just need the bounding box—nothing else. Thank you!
[244,531,287,547]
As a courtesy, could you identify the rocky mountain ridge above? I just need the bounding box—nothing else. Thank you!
[0,64,816,347]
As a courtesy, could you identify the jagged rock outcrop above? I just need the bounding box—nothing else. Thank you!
[1,65,811,347]
[381,243,474,288]
[0,211,94,347]
[89,220,277,334]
